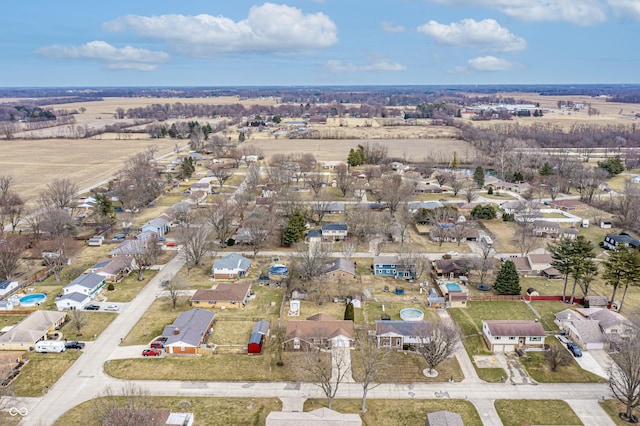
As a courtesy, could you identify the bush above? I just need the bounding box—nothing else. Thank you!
[226,238,235,246]
[107,283,115,291]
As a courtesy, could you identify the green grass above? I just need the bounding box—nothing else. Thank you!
[522,338,605,383]
[62,312,117,341]
[494,400,583,426]
[304,399,482,426]
[103,271,158,302]
[350,350,464,383]
[449,301,538,335]
[13,351,82,396]
[600,399,636,426]
[55,397,282,426]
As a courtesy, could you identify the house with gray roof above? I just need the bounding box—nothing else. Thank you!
[63,273,106,297]
[55,292,91,311]
[322,258,356,279]
[375,320,433,348]
[321,223,348,241]
[162,308,216,355]
[89,256,133,283]
[565,320,609,350]
[0,310,67,351]
[482,320,546,352]
[0,280,18,297]
[141,215,171,237]
[212,253,251,279]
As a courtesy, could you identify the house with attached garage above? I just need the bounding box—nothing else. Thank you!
[0,310,67,351]
[55,292,91,311]
[283,313,355,351]
[211,253,251,280]
[89,256,134,283]
[190,282,252,309]
[373,256,415,280]
[482,320,546,352]
[322,258,356,279]
[161,308,216,355]
[63,273,106,297]
[375,320,432,349]
[141,215,172,238]
[557,307,634,350]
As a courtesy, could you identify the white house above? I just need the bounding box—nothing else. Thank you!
[0,281,18,297]
[63,273,106,297]
[320,223,348,241]
[141,215,171,238]
[55,292,91,311]
[211,253,252,279]
[482,320,546,352]
[375,320,432,348]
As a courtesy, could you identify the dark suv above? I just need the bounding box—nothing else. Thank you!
[65,341,85,350]
[567,342,583,357]
[84,304,100,311]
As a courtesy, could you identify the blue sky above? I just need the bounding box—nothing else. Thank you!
[1,1,638,87]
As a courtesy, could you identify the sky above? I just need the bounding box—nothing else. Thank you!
[0,0,639,87]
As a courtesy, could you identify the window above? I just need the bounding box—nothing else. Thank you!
[509,336,516,341]
[495,337,501,340]
[530,336,542,342]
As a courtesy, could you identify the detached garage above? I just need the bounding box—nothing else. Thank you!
[247,320,270,354]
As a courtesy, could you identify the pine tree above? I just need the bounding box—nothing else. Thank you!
[494,260,521,295]
[548,237,574,302]
[283,210,307,246]
[473,165,485,188]
[539,162,553,176]
[344,302,355,321]
[451,151,459,169]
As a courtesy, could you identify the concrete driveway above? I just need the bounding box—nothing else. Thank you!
[574,352,608,379]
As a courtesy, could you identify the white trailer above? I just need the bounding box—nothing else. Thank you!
[35,340,66,353]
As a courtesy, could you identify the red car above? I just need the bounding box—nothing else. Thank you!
[142,348,162,357]
[150,340,164,349]
[166,242,178,247]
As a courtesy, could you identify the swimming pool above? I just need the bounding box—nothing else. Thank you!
[269,264,289,276]
[400,308,424,321]
[19,293,47,306]
[445,283,462,292]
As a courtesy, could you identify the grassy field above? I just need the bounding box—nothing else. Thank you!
[304,398,482,426]
[449,301,539,336]
[523,338,605,383]
[600,399,636,426]
[494,400,583,426]
[61,312,117,341]
[103,271,158,303]
[55,396,281,426]
[351,350,463,383]
[12,351,82,396]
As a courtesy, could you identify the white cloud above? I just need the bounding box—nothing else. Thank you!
[454,55,520,72]
[35,41,170,71]
[608,0,640,20]
[417,18,526,53]
[327,59,406,72]
[102,3,338,56]
[431,0,609,26]
[381,21,405,32]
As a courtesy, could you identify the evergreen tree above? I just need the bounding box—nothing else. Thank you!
[603,244,640,312]
[548,237,574,302]
[487,186,494,195]
[344,302,355,321]
[283,210,306,246]
[451,151,459,169]
[473,166,485,188]
[598,157,625,176]
[539,162,553,176]
[494,260,521,295]
[471,204,496,220]
[181,157,195,179]
[567,236,597,304]
[513,171,524,182]
[238,132,246,143]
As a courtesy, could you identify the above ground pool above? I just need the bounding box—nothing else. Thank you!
[400,308,424,321]
[18,293,47,306]
[269,264,289,276]
[445,283,462,292]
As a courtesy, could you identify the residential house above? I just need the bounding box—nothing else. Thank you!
[482,320,546,352]
[425,411,464,426]
[55,292,91,311]
[266,408,361,426]
[0,310,66,351]
[578,307,634,340]
[373,256,415,280]
[375,320,432,349]
[565,319,609,350]
[408,201,444,214]
[190,181,212,194]
[527,254,553,275]
[109,239,148,257]
[533,221,560,238]
[141,215,171,238]
[322,258,356,279]
[248,320,270,354]
[0,280,18,297]
[284,313,355,350]
[548,199,588,211]
[231,228,252,244]
[162,308,216,355]
[604,234,640,250]
[89,256,133,283]
[509,257,533,276]
[414,183,445,194]
[211,253,251,279]
[313,201,346,215]
[63,273,107,297]
[556,307,633,350]
[433,259,468,278]
[321,223,348,241]
[429,224,479,244]
[305,229,322,244]
[190,282,252,309]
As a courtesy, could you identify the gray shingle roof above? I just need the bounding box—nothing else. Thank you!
[484,320,546,337]
[162,308,215,347]
[57,292,90,303]
[66,273,105,290]
[376,320,432,337]
[212,253,251,272]
[321,223,347,231]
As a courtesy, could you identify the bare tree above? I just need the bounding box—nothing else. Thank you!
[295,347,350,409]
[512,199,540,256]
[293,242,331,282]
[93,383,155,426]
[463,183,479,203]
[209,165,233,189]
[397,248,430,282]
[545,344,572,372]
[335,164,353,197]
[373,174,413,217]
[311,190,331,225]
[164,277,188,310]
[113,153,163,210]
[244,163,261,191]
[306,167,326,196]
[69,309,89,335]
[204,199,236,246]
[243,213,273,258]
[416,323,461,374]
[610,330,640,422]
[354,331,390,412]
[40,178,78,210]
[341,238,358,261]
[447,174,464,197]
[0,235,25,280]
[179,222,211,274]
[345,205,375,243]
[41,237,77,282]
[233,190,254,221]
[130,238,157,281]
[40,207,76,238]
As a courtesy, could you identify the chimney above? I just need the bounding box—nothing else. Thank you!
[174,328,180,335]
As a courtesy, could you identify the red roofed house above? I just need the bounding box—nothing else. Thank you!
[284,313,355,351]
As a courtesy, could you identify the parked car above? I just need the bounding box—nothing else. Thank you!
[567,342,583,357]
[104,304,119,311]
[150,340,164,349]
[84,304,100,311]
[142,348,162,357]
[65,341,85,350]
[166,242,178,247]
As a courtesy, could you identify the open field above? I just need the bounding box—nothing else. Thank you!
[55,396,281,426]
[13,351,82,397]
[494,399,582,426]
[304,398,482,426]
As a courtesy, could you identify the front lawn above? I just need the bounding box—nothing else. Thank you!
[522,338,605,383]
[449,301,538,336]
[102,271,158,303]
[304,399,482,426]
[350,350,464,383]
[12,351,82,396]
[56,396,281,426]
[600,399,636,426]
[494,400,583,426]
[61,312,117,341]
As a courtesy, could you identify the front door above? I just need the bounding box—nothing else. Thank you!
[519,337,525,347]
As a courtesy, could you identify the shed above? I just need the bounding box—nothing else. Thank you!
[247,332,265,354]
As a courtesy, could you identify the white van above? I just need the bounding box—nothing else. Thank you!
[35,341,66,353]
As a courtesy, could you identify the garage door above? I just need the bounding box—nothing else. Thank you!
[331,336,351,348]
[585,343,604,350]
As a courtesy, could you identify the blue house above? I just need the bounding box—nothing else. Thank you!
[373,256,415,280]
[604,234,640,250]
